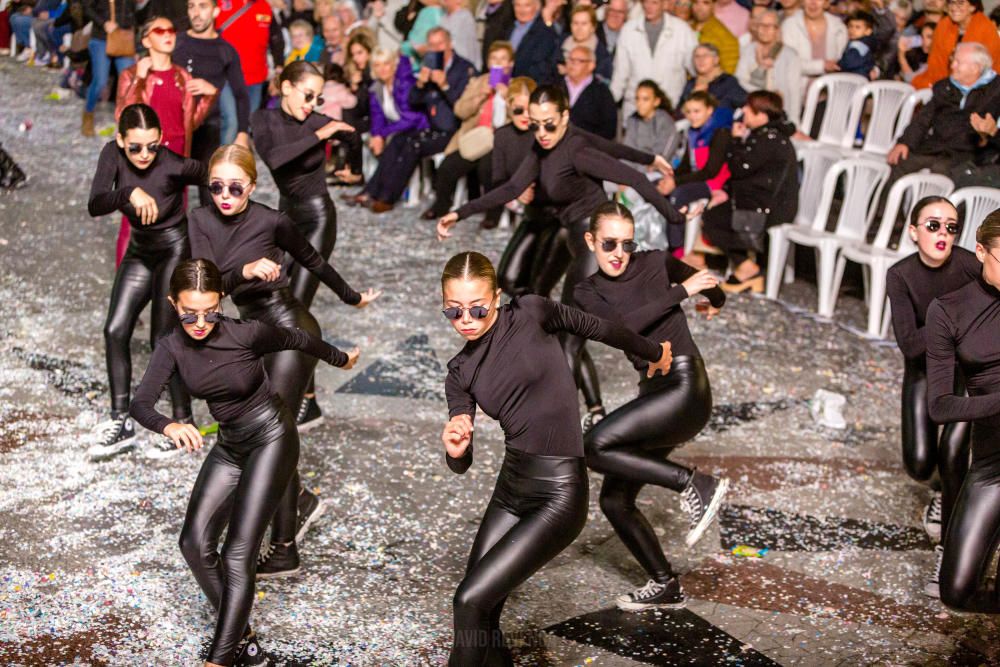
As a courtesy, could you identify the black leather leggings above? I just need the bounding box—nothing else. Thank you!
[940,429,1000,613]
[585,356,711,582]
[104,224,191,419]
[451,448,588,666]
[236,288,320,543]
[902,359,970,528]
[179,397,299,666]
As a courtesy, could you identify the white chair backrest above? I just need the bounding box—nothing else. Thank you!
[842,81,914,154]
[890,174,956,255]
[800,73,869,147]
[953,187,1000,251]
[795,145,843,227]
[809,157,890,240]
[893,88,934,143]
[672,118,691,163]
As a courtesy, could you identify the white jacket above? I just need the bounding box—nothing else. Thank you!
[780,12,847,81]
[735,40,805,127]
[611,15,697,119]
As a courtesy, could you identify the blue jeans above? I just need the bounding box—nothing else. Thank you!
[86,38,135,112]
[218,82,264,144]
[10,12,32,48]
[33,18,71,58]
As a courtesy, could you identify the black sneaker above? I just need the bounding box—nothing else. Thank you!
[87,414,137,461]
[146,417,198,460]
[296,396,323,432]
[679,471,730,547]
[924,544,943,599]
[296,487,327,543]
[256,541,300,580]
[234,631,270,666]
[923,493,943,543]
[582,407,607,432]
[616,577,686,611]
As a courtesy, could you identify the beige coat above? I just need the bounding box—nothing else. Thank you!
[445,73,494,155]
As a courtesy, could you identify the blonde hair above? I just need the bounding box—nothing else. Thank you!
[441,252,498,291]
[209,144,257,184]
[506,76,537,104]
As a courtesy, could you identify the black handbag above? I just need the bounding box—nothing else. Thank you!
[731,208,768,253]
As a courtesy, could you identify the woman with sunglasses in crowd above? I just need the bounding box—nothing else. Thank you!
[439,251,672,665]
[438,85,684,431]
[130,258,360,667]
[574,201,730,611]
[250,60,356,430]
[86,103,206,462]
[188,144,380,579]
[887,196,977,598]
[926,210,1000,616]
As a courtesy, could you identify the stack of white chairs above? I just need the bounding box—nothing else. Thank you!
[953,187,1000,251]
[796,73,869,152]
[840,81,914,157]
[893,88,934,143]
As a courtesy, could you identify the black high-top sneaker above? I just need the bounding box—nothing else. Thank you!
[296,395,323,432]
[87,414,137,462]
[679,471,730,547]
[616,577,686,611]
[234,630,270,666]
[296,487,327,543]
[256,541,301,580]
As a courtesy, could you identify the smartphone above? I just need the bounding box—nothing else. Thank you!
[423,51,444,71]
[488,67,511,88]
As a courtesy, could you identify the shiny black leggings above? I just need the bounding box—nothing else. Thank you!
[104,224,191,419]
[585,357,711,582]
[236,289,320,543]
[179,398,299,666]
[451,449,588,667]
[902,359,970,529]
[497,214,602,410]
[940,432,1000,613]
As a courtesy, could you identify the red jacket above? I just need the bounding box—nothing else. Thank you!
[115,64,217,157]
[215,0,274,86]
[912,12,1000,89]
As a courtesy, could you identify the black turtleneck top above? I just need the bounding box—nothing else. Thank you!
[574,250,726,370]
[250,108,332,199]
[131,317,348,433]
[188,201,361,305]
[88,141,206,230]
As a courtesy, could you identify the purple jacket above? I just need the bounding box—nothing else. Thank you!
[368,56,429,137]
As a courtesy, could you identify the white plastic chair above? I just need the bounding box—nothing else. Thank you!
[798,73,869,149]
[953,187,1000,251]
[829,172,954,336]
[766,145,842,298]
[770,157,891,317]
[841,81,914,156]
[893,88,934,143]
[683,198,712,255]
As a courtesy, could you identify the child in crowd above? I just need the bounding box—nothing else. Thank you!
[838,10,878,78]
[286,19,324,64]
[898,20,935,82]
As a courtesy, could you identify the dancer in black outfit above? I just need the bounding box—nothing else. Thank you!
[131,258,359,667]
[574,202,730,610]
[87,103,203,462]
[439,85,683,431]
[927,210,1000,614]
[250,60,355,428]
[886,196,977,598]
[441,251,673,666]
[189,144,379,578]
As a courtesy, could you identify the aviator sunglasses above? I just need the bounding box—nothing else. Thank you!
[600,239,639,253]
[178,310,223,325]
[922,219,960,235]
[208,180,248,197]
[146,26,177,36]
[529,120,559,133]
[127,142,160,155]
[442,295,497,321]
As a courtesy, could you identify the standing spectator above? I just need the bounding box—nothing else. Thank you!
[599,0,628,58]
[736,9,803,126]
[366,0,406,50]
[562,45,617,137]
[560,5,612,82]
[673,0,693,21]
[477,0,514,67]
[679,42,747,110]
[505,0,560,84]
[612,0,697,118]
[439,0,480,69]
[689,0,740,72]
[82,0,138,137]
[318,14,346,65]
[780,0,847,89]
[401,0,443,68]
[912,0,1000,89]
[838,9,877,77]
[714,0,750,38]
[215,0,284,113]
[778,0,801,20]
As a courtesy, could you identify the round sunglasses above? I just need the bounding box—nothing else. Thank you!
[922,219,960,235]
[529,120,559,134]
[208,181,248,197]
[442,295,497,321]
[599,239,639,253]
[295,84,325,107]
[127,142,159,155]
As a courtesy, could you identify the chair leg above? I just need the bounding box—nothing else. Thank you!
[861,264,870,308]
[867,269,888,338]
[684,216,700,255]
[454,176,468,207]
[405,167,422,208]
[829,254,848,316]
[816,246,839,318]
[766,231,790,300]
[881,300,892,339]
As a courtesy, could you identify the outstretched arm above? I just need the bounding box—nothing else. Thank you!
[576,146,684,225]
[247,320,352,367]
[275,214,363,305]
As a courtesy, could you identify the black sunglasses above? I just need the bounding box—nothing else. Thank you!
[209,181,247,197]
[600,239,638,253]
[127,142,160,155]
[529,121,559,133]
[442,295,497,321]
[295,84,325,107]
[511,106,527,116]
[923,219,960,235]
[178,310,223,325]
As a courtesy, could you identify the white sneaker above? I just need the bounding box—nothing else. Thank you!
[86,415,136,461]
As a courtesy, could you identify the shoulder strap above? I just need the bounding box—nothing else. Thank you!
[108,0,116,23]
[220,0,255,33]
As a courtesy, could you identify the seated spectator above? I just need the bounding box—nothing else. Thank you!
[350,27,474,212]
[700,90,798,291]
[911,0,945,31]
[674,0,693,22]
[781,0,848,89]
[888,43,1000,191]
[11,0,62,62]
[440,0,480,69]
[318,14,346,66]
[912,0,1000,88]
[679,42,747,111]
[838,10,878,77]
[611,0,697,120]
[624,79,679,165]
[599,0,629,58]
[286,18,324,63]
[896,20,934,82]
[562,45,617,138]
[736,9,803,126]
[690,0,740,72]
[714,0,750,37]
[366,0,406,50]
[401,0,443,69]
[778,0,801,20]
[506,0,560,84]
[317,63,357,120]
[560,5,613,82]
[335,27,376,185]
[31,0,73,67]
[423,42,520,225]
